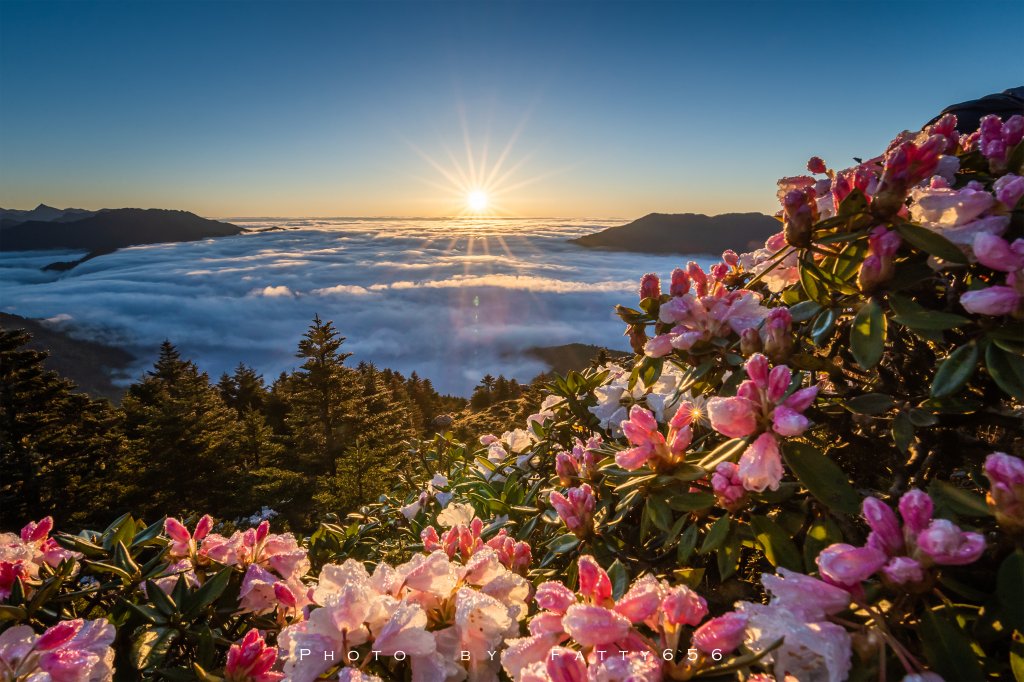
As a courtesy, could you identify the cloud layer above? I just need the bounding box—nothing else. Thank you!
[0,218,715,395]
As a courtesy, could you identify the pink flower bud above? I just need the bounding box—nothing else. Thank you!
[709,262,728,280]
[35,619,82,651]
[661,585,708,626]
[707,396,758,438]
[551,485,596,537]
[273,582,297,609]
[712,461,746,510]
[740,327,763,355]
[578,555,613,605]
[722,249,739,267]
[994,174,1024,209]
[771,405,809,437]
[737,433,785,493]
[1004,115,1024,146]
[255,521,270,543]
[687,261,709,296]
[766,365,792,403]
[816,543,887,587]
[165,517,192,556]
[745,353,770,388]
[420,526,442,552]
[898,490,934,534]
[614,576,662,624]
[862,497,903,555]
[555,452,577,486]
[858,254,888,292]
[639,273,661,300]
[881,557,924,586]
[194,515,214,542]
[984,452,1024,531]
[915,520,985,566]
[536,580,577,614]
[973,233,1024,272]
[670,268,691,296]
[225,629,279,682]
[960,285,1021,316]
[783,385,819,412]
[693,612,748,654]
[807,156,827,174]
[763,308,793,362]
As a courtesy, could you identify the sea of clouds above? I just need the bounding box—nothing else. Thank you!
[0,218,716,395]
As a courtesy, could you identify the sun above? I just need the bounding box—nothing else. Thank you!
[467,190,489,213]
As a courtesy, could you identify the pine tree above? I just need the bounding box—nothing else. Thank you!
[0,328,122,528]
[118,341,243,518]
[284,316,360,478]
[219,363,267,414]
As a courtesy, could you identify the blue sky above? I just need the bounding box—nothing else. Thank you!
[1,0,1022,218]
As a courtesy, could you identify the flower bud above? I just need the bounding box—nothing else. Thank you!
[722,249,740,267]
[740,327,763,355]
[915,519,986,566]
[578,555,613,605]
[639,273,661,300]
[807,156,827,174]
[984,452,1024,531]
[661,585,708,626]
[555,452,577,486]
[816,543,887,588]
[669,267,691,296]
[898,490,934,534]
[693,612,748,654]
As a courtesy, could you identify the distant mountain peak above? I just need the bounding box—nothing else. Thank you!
[570,212,779,255]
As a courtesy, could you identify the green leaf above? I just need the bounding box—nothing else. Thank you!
[788,300,822,323]
[918,607,985,681]
[183,567,232,618]
[607,560,630,601]
[749,515,802,570]
[803,515,843,572]
[809,308,838,346]
[146,580,178,617]
[0,605,27,621]
[998,550,1024,632]
[782,442,862,515]
[716,531,742,579]
[677,524,698,563]
[844,393,894,415]
[699,516,731,554]
[929,479,992,518]
[697,438,747,469]
[986,342,1024,401]
[896,222,969,263]
[645,497,674,532]
[891,411,915,453]
[892,310,970,331]
[667,492,715,512]
[546,534,580,555]
[851,299,886,369]
[131,625,180,672]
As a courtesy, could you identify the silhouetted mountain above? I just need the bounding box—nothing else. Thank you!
[0,208,242,253]
[0,313,135,401]
[0,204,95,228]
[526,343,630,376]
[570,212,779,255]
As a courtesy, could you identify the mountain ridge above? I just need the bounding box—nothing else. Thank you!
[570,211,780,255]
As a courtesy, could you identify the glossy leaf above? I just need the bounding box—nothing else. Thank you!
[782,442,861,515]
[851,299,886,369]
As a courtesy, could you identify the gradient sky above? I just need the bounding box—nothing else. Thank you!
[1,0,1022,218]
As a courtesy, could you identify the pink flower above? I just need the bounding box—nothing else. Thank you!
[0,619,115,682]
[973,233,1024,272]
[908,184,1009,246]
[707,396,757,438]
[898,490,934,534]
[577,555,613,605]
[535,581,577,614]
[995,174,1024,208]
[562,604,631,647]
[546,647,588,682]
[737,433,785,493]
[639,273,661,300]
[858,226,901,291]
[693,612,748,654]
[881,557,925,586]
[816,543,887,589]
[616,403,694,471]
[226,630,282,682]
[165,515,213,559]
[550,485,596,538]
[711,462,746,511]
[661,585,708,626]
[979,114,1024,168]
[761,567,850,621]
[643,333,675,358]
[960,284,1022,316]
[762,307,793,362]
[985,452,1024,531]
[863,496,904,555]
[915,520,986,565]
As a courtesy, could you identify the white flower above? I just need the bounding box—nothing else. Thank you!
[737,601,852,682]
[436,503,476,529]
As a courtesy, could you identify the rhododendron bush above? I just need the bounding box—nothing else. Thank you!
[2,114,1023,681]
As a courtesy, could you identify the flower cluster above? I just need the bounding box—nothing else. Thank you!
[421,516,532,575]
[985,451,1024,531]
[707,353,818,492]
[0,618,115,682]
[642,262,769,357]
[817,489,985,594]
[278,547,530,681]
[0,517,79,601]
[616,402,696,471]
[554,436,602,485]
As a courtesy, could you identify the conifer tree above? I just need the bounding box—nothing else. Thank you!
[0,329,121,528]
[118,341,242,518]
